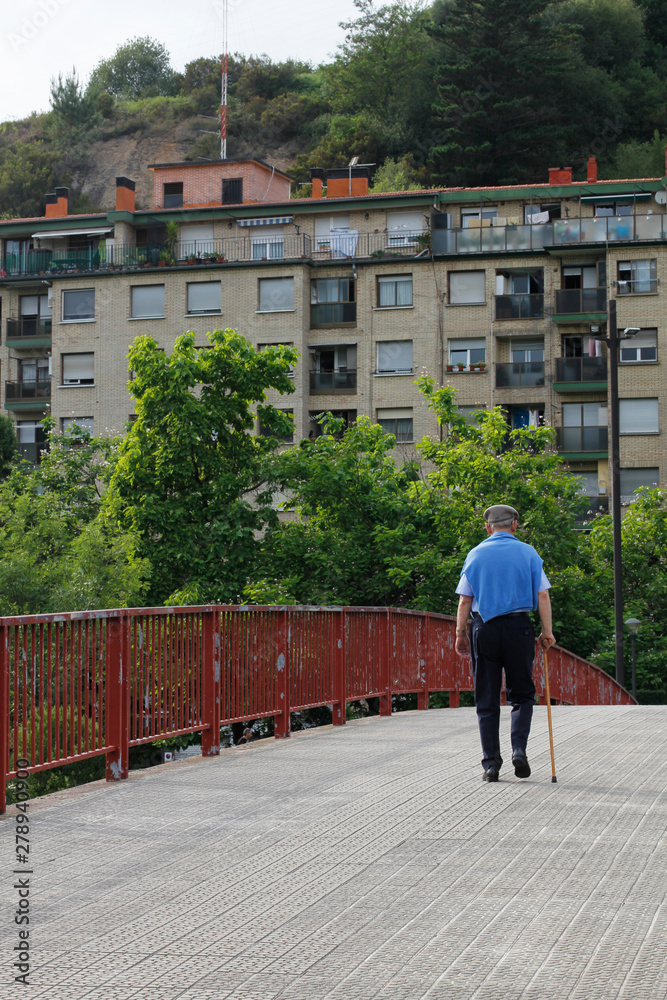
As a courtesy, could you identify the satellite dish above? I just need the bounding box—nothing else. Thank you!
[655,190,666,204]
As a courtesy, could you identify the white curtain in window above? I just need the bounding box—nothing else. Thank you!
[449,271,485,303]
[20,296,38,316]
[378,276,412,306]
[620,398,658,433]
[259,277,294,311]
[62,353,94,384]
[377,341,413,372]
[188,282,221,313]
[132,285,165,318]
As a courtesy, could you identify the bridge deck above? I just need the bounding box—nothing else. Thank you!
[1,706,666,1000]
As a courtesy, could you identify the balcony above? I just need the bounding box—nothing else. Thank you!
[309,371,357,394]
[554,288,607,321]
[494,293,544,320]
[310,303,357,328]
[556,426,608,455]
[433,223,554,255]
[6,317,52,345]
[554,357,607,391]
[496,362,545,388]
[5,379,51,410]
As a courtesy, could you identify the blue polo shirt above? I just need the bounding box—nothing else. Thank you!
[456,532,549,622]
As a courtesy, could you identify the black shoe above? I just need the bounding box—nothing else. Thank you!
[482,767,499,782]
[512,752,531,778]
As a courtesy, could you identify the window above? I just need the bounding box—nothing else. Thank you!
[619,398,659,434]
[568,471,599,496]
[20,358,49,383]
[62,289,95,321]
[495,270,544,319]
[251,228,284,260]
[563,402,607,427]
[617,259,657,294]
[258,342,294,376]
[461,207,497,228]
[16,420,47,463]
[310,278,356,326]
[259,408,294,442]
[315,215,350,251]
[456,405,486,425]
[62,417,94,435]
[449,271,485,304]
[20,294,51,319]
[308,409,356,439]
[187,282,221,314]
[377,407,413,443]
[523,204,561,223]
[620,329,657,363]
[163,182,183,208]
[131,285,165,318]
[258,277,294,312]
[62,353,94,386]
[222,178,243,204]
[377,341,413,374]
[180,223,215,257]
[386,211,424,246]
[449,338,486,368]
[593,202,632,216]
[620,468,659,499]
[511,341,544,362]
[377,275,412,307]
[310,346,357,392]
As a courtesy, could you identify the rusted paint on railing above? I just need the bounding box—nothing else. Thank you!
[0,605,636,813]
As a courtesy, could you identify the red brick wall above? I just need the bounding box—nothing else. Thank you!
[151,162,290,208]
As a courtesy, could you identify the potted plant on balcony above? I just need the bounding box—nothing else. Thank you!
[158,249,175,267]
[164,220,180,261]
[457,362,465,372]
[477,361,486,372]
[446,364,454,372]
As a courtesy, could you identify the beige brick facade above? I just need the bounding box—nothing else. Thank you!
[1,160,666,500]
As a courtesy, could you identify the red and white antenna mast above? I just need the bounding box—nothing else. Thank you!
[221,0,228,159]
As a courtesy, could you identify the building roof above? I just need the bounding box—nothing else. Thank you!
[147,157,292,179]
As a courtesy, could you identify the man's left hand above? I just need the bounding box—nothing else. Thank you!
[455,633,470,657]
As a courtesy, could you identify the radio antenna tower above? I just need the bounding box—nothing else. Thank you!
[221,0,228,159]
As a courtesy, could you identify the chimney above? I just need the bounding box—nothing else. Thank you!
[587,156,598,184]
[116,176,136,212]
[44,186,69,218]
[548,167,573,186]
[310,167,325,199]
[326,167,370,198]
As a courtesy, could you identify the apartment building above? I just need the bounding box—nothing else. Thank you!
[1,154,665,505]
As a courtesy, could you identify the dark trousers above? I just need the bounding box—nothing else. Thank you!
[470,614,536,771]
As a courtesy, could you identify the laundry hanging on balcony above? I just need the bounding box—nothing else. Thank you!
[330,228,358,258]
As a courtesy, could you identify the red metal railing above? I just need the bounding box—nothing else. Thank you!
[0,606,635,812]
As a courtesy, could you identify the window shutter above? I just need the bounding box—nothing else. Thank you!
[187,282,221,313]
[62,353,94,384]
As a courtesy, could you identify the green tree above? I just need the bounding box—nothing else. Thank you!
[0,415,18,478]
[370,156,425,193]
[104,330,298,605]
[50,68,96,133]
[0,423,146,615]
[88,37,176,100]
[429,0,573,185]
[0,141,59,219]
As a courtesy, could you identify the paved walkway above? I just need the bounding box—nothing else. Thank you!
[2,706,666,1000]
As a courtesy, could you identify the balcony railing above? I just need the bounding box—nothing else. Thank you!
[310,303,357,327]
[617,278,658,295]
[555,288,607,314]
[495,293,544,320]
[6,317,52,340]
[433,223,555,255]
[5,380,51,401]
[556,426,608,452]
[555,357,607,383]
[309,371,357,394]
[496,362,545,387]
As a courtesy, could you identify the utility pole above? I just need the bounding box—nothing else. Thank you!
[221,0,228,160]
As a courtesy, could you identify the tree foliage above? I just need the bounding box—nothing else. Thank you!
[104,330,298,605]
[88,37,176,100]
[0,140,59,219]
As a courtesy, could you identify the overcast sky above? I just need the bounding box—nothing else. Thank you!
[1,0,364,121]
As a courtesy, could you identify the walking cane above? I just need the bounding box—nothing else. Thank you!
[542,645,557,783]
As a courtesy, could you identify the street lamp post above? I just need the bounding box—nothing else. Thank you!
[604,301,640,690]
[625,617,640,701]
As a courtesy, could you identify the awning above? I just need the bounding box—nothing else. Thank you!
[237,216,293,227]
[580,194,651,203]
[31,228,114,238]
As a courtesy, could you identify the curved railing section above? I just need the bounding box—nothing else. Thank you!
[0,605,635,812]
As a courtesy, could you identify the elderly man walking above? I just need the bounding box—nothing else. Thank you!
[455,505,556,782]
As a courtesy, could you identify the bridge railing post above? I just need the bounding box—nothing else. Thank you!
[332,608,346,725]
[274,608,291,738]
[380,609,392,716]
[0,622,10,814]
[106,613,130,781]
[201,608,221,756]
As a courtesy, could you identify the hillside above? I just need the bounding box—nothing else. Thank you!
[2,0,667,219]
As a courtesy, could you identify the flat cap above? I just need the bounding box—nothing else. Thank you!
[484,504,519,524]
